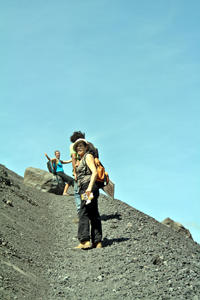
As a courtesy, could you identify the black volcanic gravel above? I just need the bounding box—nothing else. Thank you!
[0,163,200,300]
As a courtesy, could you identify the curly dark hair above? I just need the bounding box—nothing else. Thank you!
[70,131,85,143]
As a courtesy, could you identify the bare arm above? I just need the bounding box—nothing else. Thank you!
[44,153,57,164]
[45,153,51,161]
[85,154,97,197]
[50,158,57,163]
[71,153,77,180]
[60,159,72,164]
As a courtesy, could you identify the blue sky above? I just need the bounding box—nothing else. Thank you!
[1,1,200,243]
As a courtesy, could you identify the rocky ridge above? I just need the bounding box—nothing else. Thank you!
[0,163,200,300]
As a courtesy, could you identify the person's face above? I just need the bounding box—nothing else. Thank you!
[76,142,88,157]
[55,151,60,159]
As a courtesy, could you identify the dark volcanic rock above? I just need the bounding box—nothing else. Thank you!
[162,217,193,240]
[0,163,200,300]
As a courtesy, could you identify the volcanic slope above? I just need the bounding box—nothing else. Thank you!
[0,163,200,300]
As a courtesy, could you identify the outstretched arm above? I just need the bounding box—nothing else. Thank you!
[45,153,51,161]
[45,153,57,163]
[85,154,97,197]
[60,159,72,164]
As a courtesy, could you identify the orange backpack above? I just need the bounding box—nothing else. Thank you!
[94,157,109,186]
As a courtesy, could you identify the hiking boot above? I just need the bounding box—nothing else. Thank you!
[92,242,102,248]
[74,241,91,249]
[73,217,79,224]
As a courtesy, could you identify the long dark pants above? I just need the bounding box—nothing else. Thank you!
[78,182,102,244]
[56,172,74,186]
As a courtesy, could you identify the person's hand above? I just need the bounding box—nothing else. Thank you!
[85,188,92,198]
[74,173,77,181]
[45,153,47,157]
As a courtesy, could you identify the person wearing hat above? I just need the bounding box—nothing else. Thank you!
[73,138,102,249]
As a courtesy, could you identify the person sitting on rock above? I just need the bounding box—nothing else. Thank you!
[45,151,73,196]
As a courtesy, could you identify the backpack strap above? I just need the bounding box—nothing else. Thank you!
[52,161,57,173]
[82,152,91,173]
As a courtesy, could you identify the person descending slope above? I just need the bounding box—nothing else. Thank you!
[73,138,102,249]
[69,131,100,223]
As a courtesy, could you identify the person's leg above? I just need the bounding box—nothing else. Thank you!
[89,184,102,245]
[74,199,91,249]
[78,200,90,242]
[63,183,70,195]
[74,183,91,249]
[90,203,102,244]
[56,172,74,195]
[74,180,81,213]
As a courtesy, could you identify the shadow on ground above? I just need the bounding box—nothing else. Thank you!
[101,213,122,221]
[102,237,130,247]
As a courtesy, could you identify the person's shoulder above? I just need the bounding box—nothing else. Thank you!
[85,153,94,161]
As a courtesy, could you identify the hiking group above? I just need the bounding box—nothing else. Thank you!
[45,131,109,250]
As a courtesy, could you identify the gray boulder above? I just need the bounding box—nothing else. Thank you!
[161,217,193,240]
[24,167,65,195]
